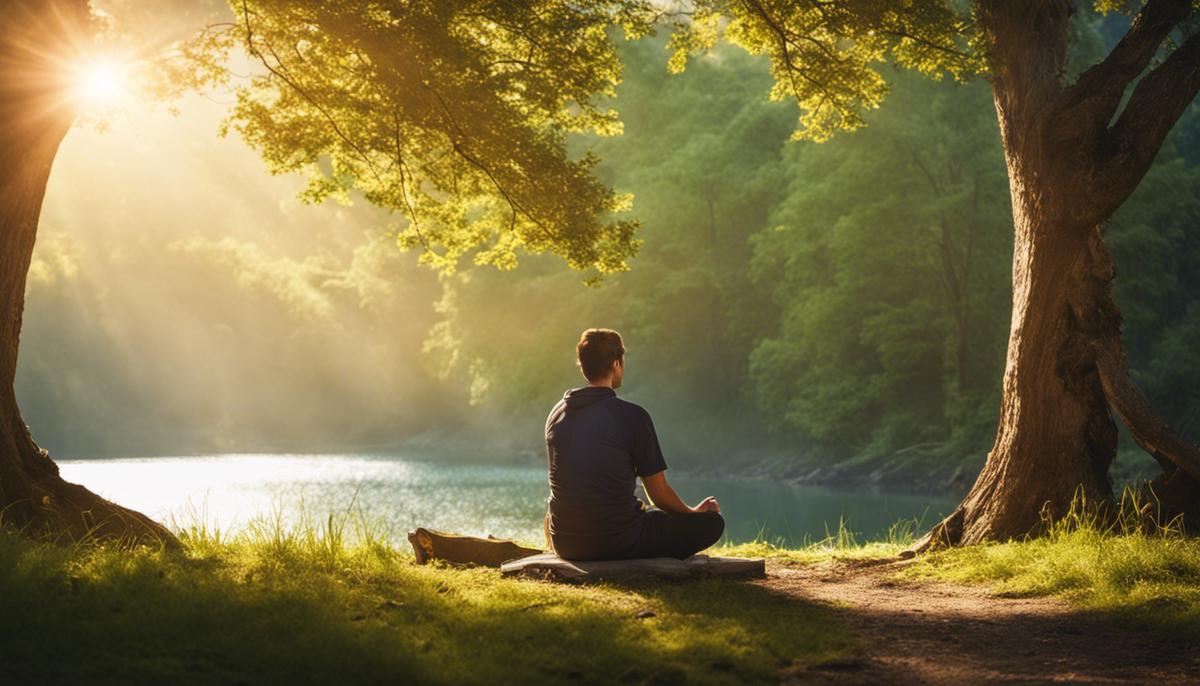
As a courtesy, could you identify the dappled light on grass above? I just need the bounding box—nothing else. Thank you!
[904,490,1200,637]
[0,504,856,685]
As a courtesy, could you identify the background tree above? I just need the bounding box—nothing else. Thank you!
[0,0,178,542]
[414,21,1186,492]
[748,69,1012,481]
[428,55,1019,484]
[670,0,1200,544]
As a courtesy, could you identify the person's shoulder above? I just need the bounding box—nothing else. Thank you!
[612,395,644,410]
[544,398,568,431]
[611,396,652,421]
[546,397,569,420]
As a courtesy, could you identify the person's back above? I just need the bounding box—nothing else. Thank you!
[546,386,665,558]
[544,328,724,561]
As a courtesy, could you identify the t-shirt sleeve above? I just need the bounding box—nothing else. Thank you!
[630,407,668,477]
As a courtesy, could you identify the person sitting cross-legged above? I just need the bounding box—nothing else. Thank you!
[543,328,724,561]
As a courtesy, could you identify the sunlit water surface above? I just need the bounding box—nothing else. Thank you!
[58,454,955,547]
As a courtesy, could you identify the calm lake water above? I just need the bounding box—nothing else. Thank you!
[58,454,955,548]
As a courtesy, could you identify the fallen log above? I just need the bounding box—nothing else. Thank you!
[407,528,543,567]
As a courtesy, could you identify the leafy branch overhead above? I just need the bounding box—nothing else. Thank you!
[159,0,1197,276]
[162,0,659,276]
[666,0,982,142]
[156,0,984,275]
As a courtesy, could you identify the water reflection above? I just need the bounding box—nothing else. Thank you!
[59,454,955,547]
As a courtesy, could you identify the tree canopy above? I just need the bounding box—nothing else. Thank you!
[154,0,988,283]
[164,1,1200,278]
[167,0,665,276]
[666,0,979,141]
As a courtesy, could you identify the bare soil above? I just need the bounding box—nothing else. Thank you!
[758,558,1200,685]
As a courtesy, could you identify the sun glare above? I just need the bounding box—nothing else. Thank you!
[73,60,127,105]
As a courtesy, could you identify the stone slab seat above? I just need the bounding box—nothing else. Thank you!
[500,552,766,582]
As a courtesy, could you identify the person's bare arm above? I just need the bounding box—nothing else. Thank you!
[641,471,720,515]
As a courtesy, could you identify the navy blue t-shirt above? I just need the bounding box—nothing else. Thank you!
[545,386,668,557]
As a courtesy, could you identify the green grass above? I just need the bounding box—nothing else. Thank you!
[726,496,1200,640]
[0,508,856,686]
[9,495,1200,684]
[714,515,917,564]
[905,492,1200,636]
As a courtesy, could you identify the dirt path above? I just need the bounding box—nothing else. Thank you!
[757,558,1199,685]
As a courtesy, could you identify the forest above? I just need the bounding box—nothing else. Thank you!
[21,13,1200,494]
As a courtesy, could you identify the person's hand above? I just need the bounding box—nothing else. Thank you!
[692,496,720,514]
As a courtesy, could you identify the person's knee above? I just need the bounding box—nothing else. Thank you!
[700,512,724,547]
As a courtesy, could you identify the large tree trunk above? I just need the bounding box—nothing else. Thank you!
[928,221,1121,544]
[0,0,175,546]
[921,0,1200,547]
[924,2,1111,545]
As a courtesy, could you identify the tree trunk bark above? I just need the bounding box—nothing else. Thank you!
[917,0,1200,547]
[0,0,176,546]
[927,218,1121,545]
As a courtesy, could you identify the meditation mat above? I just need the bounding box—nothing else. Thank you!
[500,552,766,582]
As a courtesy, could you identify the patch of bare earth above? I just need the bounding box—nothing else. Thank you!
[757,559,1200,685]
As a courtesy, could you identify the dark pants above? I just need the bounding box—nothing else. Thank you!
[551,508,725,561]
[620,508,725,560]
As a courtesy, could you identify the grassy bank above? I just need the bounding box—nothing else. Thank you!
[725,501,1200,641]
[0,516,854,686]
[903,503,1200,638]
[5,500,1200,684]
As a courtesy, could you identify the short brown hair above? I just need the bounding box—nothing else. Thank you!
[576,328,624,382]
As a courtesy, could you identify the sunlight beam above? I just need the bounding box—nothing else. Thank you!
[71,59,128,106]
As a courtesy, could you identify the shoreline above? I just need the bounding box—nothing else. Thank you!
[56,447,971,502]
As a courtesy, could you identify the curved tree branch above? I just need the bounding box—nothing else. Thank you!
[1092,341,1200,483]
[1054,0,1192,138]
[422,83,560,246]
[739,0,846,119]
[1091,29,1200,218]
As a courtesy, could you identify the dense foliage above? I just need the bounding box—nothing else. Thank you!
[165,0,659,275]
[18,9,1200,488]
[428,28,1200,484]
[667,0,979,141]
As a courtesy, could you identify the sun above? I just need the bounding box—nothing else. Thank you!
[72,59,128,105]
